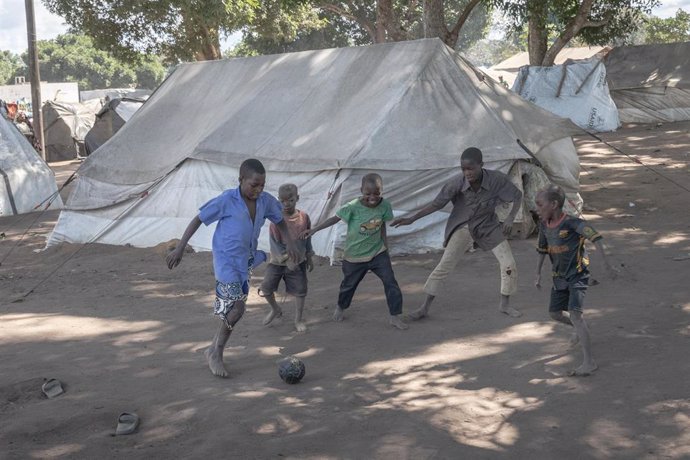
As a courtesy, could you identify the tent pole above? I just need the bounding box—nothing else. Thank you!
[25,0,45,159]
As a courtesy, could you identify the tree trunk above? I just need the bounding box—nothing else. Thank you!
[542,0,602,66]
[193,25,222,61]
[527,0,548,65]
[376,0,407,42]
[423,0,448,41]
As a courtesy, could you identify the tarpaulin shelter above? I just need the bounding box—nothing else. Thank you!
[84,97,147,155]
[512,57,620,132]
[488,46,609,87]
[606,42,690,123]
[48,39,582,258]
[1,114,63,216]
[42,100,102,162]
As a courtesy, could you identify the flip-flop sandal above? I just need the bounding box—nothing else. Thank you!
[115,412,140,435]
[567,369,594,377]
[41,379,64,399]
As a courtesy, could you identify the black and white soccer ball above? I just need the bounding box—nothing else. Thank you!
[279,356,306,384]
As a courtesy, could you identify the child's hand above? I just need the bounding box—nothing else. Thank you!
[306,256,314,272]
[299,229,312,240]
[391,217,413,227]
[166,247,184,269]
[534,273,542,289]
[502,219,514,236]
[605,263,620,280]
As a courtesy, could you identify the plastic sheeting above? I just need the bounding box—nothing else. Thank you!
[49,39,583,258]
[512,57,620,132]
[0,115,63,216]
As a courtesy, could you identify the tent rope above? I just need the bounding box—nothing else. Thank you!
[4,165,180,303]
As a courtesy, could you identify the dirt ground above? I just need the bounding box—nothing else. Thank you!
[1,122,689,459]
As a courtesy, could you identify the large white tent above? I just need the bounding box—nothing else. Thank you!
[606,42,690,123]
[1,115,63,216]
[48,39,582,259]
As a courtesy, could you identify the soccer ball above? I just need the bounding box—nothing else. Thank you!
[279,356,306,384]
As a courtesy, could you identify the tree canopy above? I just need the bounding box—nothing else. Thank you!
[496,0,660,65]
[643,9,690,43]
[0,34,166,90]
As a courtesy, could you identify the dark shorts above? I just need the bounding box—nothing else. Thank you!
[259,262,308,297]
[549,275,588,313]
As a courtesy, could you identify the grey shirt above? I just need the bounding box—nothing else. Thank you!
[432,169,522,251]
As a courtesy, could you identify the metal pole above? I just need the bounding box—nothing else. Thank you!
[25,0,45,159]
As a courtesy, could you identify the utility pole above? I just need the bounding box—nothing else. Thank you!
[25,0,45,159]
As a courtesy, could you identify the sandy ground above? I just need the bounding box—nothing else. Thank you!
[1,123,689,459]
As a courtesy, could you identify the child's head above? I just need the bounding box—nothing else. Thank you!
[278,183,299,214]
[535,184,565,221]
[360,173,383,208]
[238,159,266,201]
[460,147,484,183]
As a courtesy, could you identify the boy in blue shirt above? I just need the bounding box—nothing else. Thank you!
[167,159,298,378]
[300,173,408,330]
[534,184,617,376]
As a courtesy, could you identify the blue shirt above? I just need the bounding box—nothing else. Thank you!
[198,187,283,284]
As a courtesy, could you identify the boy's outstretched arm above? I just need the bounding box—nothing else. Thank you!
[166,215,202,269]
[535,253,546,289]
[275,219,300,263]
[391,203,442,227]
[300,216,341,239]
[594,239,618,279]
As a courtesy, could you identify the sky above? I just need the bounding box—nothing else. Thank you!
[1,0,689,55]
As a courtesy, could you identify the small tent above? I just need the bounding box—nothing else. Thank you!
[488,46,609,87]
[1,115,63,216]
[84,97,147,155]
[42,99,102,162]
[512,57,620,132]
[606,42,690,123]
[48,39,582,258]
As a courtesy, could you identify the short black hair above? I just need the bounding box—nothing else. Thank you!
[361,173,383,188]
[239,159,266,177]
[461,147,483,164]
[539,184,566,208]
[278,183,298,196]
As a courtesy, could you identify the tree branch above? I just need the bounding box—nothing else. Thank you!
[450,0,484,38]
[321,2,377,42]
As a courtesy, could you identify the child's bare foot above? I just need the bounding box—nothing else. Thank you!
[568,332,580,347]
[263,308,283,326]
[333,306,344,322]
[407,305,429,321]
[568,361,597,377]
[389,314,409,330]
[295,321,307,332]
[499,306,522,318]
[205,348,228,378]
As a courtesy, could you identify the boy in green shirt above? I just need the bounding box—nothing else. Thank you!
[300,173,408,330]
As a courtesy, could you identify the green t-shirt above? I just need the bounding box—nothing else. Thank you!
[336,197,394,263]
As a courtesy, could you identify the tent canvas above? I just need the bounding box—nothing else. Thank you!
[512,57,620,132]
[48,39,582,259]
[85,97,147,155]
[42,99,102,162]
[80,88,153,102]
[605,42,690,123]
[1,115,63,216]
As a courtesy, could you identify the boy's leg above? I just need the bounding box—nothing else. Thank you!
[413,227,473,320]
[549,289,578,347]
[284,263,308,332]
[491,240,521,317]
[294,296,306,332]
[207,298,246,378]
[336,260,369,321]
[567,284,596,376]
[260,264,285,326]
[369,252,408,330]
